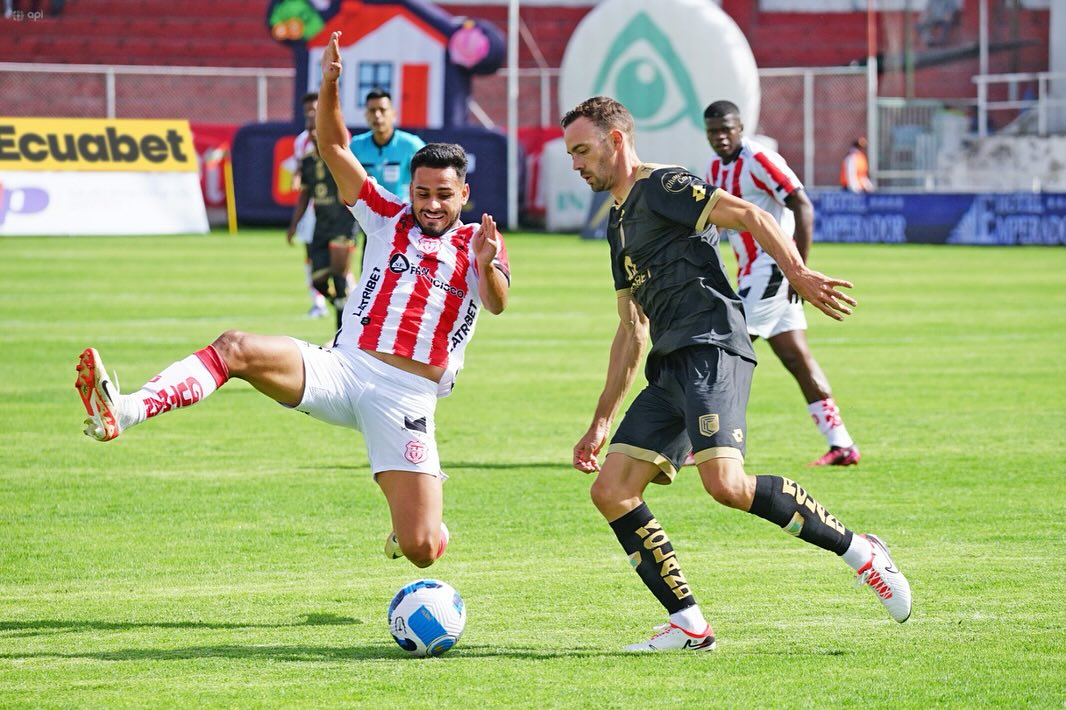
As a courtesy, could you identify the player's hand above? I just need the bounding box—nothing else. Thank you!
[321,31,343,82]
[790,268,856,320]
[285,228,295,246]
[573,421,609,474]
[473,213,499,266]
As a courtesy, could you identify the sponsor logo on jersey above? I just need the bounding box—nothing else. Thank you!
[691,183,707,202]
[389,253,411,273]
[662,171,694,193]
[449,300,479,351]
[404,441,428,464]
[354,266,382,316]
[623,255,651,290]
[409,265,467,299]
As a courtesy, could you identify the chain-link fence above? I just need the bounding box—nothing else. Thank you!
[0,62,295,123]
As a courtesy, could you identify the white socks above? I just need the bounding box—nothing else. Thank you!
[841,533,874,571]
[808,398,854,448]
[670,605,709,634]
[121,346,229,430]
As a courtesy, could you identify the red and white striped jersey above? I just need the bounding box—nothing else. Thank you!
[705,137,802,281]
[339,179,510,397]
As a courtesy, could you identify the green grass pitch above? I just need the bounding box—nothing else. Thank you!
[1,229,1064,707]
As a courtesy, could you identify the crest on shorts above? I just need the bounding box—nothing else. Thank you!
[404,441,428,464]
[698,414,720,437]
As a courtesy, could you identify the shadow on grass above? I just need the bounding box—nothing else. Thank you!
[0,643,631,662]
[0,612,361,639]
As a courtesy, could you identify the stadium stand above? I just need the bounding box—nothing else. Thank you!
[0,0,289,67]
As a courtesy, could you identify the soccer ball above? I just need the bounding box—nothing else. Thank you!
[387,579,466,657]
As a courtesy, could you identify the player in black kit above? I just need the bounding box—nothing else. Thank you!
[562,96,912,651]
[289,128,358,329]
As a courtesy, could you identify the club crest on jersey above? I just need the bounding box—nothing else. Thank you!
[404,441,428,464]
[698,414,720,437]
[389,253,411,273]
[416,237,441,255]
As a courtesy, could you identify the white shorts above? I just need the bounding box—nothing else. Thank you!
[739,267,808,340]
[295,208,315,245]
[291,340,442,477]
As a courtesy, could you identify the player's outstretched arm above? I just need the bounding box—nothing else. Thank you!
[316,31,367,206]
[710,191,856,320]
[573,293,647,473]
[473,213,508,314]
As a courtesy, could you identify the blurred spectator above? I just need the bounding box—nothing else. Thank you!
[840,137,875,192]
[918,0,961,47]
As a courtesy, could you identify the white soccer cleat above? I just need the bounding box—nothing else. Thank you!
[855,533,912,623]
[624,622,716,652]
[384,521,450,560]
[75,347,123,442]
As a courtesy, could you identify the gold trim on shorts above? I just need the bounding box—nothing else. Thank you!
[692,447,744,465]
[607,443,678,485]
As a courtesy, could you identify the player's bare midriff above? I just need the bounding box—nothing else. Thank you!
[363,349,445,382]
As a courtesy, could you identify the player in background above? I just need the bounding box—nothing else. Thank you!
[289,91,329,319]
[286,125,359,330]
[703,100,860,466]
[75,31,510,570]
[563,96,910,652]
[349,88,426,268]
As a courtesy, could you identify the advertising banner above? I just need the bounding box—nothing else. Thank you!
[0,171,209,236]
[811,192,1066,246]
[0,117,208,236]
[579,190,1066,245]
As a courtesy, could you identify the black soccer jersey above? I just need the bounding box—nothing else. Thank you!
[607,165,756,366]
[301,150,357,244]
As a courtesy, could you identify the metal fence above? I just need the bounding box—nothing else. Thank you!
[4,60,1062,192]
[472,65,870,191]
[0,62,295,123]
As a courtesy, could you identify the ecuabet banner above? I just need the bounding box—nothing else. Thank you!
[0,117,208,236]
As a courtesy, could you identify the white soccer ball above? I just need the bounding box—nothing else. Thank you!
[387,579,466,657]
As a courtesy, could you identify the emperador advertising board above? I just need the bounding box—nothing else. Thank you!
[0,118,209,236]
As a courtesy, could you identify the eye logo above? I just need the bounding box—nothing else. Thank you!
[592,13,703,131]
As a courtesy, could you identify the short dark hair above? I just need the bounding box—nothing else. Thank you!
[410,143,468,181]
[365,88,392,103]
[560,96,635,142]
[301,91,318,105]
[703,100,741,120]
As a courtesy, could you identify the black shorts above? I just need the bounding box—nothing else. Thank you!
[308,233,356,279]
[608,345,753,484]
